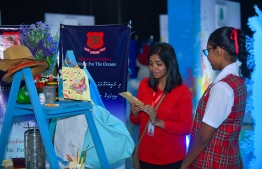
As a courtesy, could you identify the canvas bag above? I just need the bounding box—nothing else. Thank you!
[132,94,165,169]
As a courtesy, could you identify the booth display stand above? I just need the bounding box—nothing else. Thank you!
[0,67,110,169]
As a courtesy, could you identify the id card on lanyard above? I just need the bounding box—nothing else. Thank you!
[147,92,164,137]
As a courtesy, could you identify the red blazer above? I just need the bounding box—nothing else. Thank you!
[130,78,193,164]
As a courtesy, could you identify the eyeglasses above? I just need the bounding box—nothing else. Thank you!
[202,47,214,57]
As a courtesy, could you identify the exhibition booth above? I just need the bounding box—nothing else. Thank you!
[0,0,261,168]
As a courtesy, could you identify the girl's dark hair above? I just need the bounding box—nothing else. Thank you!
[208,26,253,79]
[147,42,182,93]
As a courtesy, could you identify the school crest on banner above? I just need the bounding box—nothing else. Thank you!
[85,32,105,53]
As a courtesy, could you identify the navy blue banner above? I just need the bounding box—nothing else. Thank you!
[59,24,131,122]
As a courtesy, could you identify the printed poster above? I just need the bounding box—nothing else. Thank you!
[62,67,91,101]
[0,26,36,159]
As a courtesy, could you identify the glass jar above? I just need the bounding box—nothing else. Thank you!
[46,81,58,101]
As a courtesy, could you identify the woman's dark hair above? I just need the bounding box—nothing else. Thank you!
[147,42,182,93]
[208,26,253,79]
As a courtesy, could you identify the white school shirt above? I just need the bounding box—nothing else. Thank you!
[202,62,240,128]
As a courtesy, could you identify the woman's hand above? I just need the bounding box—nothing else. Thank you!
[144,105,159,125]
[143,105,165,129]
[130,102,142,116]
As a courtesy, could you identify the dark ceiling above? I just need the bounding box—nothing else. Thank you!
[0,0,261,42]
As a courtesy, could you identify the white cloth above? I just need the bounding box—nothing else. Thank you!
[202,62,240,128]
[54,104,135,169]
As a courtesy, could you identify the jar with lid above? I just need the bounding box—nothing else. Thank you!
[47,81,58,101]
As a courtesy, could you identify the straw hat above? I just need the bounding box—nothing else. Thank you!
[0,45,49,83]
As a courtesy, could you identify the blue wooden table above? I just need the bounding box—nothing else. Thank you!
[0,67,110,169]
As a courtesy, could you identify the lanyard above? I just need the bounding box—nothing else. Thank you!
[152,92,164,107]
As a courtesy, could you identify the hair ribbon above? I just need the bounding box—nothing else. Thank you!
[230,29,240,55]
